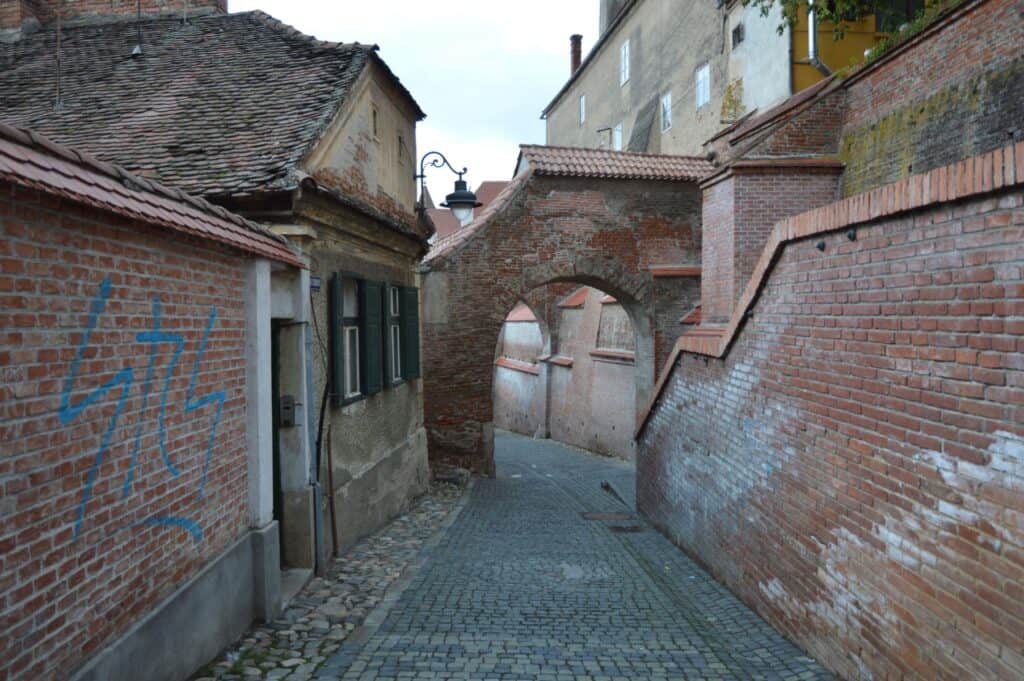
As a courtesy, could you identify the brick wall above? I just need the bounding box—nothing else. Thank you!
[837,0,1024,196]
[1,0,227,28]
[639,167,1024,678]
[422,174,701,473]
[701,164,841,324]
[1,185,249,681]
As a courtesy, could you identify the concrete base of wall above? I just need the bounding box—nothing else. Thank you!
[282,487,316,569]
[330,428,429,553]
[71,523,283,681]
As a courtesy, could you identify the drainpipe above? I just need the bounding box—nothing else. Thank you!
[807,0,831,77]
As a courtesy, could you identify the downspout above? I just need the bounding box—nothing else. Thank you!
[807,0,832,76]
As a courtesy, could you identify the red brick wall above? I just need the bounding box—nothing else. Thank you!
[1,0,227,27]
[838,0,1024,196]
[0,185,249,681]
[423,174,701,473]
[701,166,841,324]
[699,177,734,324]
[639,186,1024,680]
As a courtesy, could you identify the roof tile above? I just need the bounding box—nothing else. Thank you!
[0,121,303,267]
[518,145,713,182]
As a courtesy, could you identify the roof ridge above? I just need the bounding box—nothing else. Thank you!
[244,10,378,52]
[519,143,710,163]
[0,120,288,246]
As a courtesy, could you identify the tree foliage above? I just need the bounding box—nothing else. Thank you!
[742,0,887,36]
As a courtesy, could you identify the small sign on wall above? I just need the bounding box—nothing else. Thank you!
[310,276,322,292]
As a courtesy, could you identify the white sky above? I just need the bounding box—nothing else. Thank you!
[231,0,599,201]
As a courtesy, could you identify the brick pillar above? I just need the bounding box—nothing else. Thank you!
[700,161,843,323]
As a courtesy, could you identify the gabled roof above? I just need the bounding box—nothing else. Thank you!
[0,121,303,267]
[0,10,424,199]
[517,145,714,182]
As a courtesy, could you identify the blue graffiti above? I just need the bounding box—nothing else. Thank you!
[59,277,225,543]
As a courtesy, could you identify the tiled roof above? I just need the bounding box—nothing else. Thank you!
[0,121,303,267]
[518,145,714,182]
[558,287,589,309]
[504,303,536,322]
[0,10,423,199]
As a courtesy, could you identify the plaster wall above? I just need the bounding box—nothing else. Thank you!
[545,0,730,155]
[302,212,429,555]
[726,2,791,116]
[304,61,419,215]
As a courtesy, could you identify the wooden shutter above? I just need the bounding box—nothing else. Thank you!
[361,280,384,395]
[328,273,344,405]
[401,286,420,379]
[383,286,395,386]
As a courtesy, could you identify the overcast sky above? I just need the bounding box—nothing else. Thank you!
[232,0,599,200]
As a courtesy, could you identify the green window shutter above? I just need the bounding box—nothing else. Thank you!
[361,280,384,395]
[328,273,344,405]
[401,286,420,379]
[383,286,395,386]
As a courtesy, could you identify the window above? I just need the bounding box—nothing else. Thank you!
[579,95,586,126]
[371,105,379,138]
[612,123,623,151]
[344,326,360,398]
[619,40,630,85]
[387,286,402,383]
[660,91,672,132]
[397,134,405,165]
[695,64,710,109]
[731,23,745,49]
[329,275,420,405]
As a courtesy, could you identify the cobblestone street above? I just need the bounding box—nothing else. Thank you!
[323,431,832,680]
[197,431,831,680]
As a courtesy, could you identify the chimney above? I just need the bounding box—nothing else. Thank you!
[570,34,582,75]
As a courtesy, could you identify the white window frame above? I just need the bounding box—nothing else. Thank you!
[343,325,360,398]
[619,40,630,85]
[390,323,402,381]
[579,94,586,126]
[696,64,710,109]
[661,91,672,131]
[390,286,400,316]
[612,123,623,151]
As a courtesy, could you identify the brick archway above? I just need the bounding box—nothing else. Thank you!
[422,145,710,474]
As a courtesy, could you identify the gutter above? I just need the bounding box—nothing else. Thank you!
[805,0,832,77]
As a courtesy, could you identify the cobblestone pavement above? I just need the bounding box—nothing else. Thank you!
[191,482,466,681]
[315,431,833,681]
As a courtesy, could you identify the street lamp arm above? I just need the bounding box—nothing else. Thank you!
[416,151,467,183]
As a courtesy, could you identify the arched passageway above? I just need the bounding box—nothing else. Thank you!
[492,283,644,463]
[421,145,710,474]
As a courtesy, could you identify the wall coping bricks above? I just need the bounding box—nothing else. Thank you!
[649,265,702,277]
[699,157,846,190]
[636,139,1024,438]
[494,357,541,376]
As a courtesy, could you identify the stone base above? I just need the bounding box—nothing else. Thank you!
[71,523,282,681]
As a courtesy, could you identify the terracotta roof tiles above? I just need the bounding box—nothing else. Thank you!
[518,145,714,182]
[0,11,423,199]
[0,121,303,267]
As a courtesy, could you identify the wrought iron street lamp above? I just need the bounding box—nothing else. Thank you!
[416,151,481,225]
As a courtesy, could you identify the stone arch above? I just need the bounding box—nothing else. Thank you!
[421,154,706,475]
